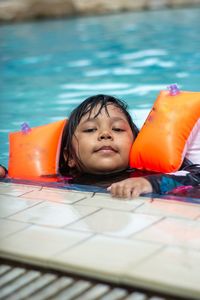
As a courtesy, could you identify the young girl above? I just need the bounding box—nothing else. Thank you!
[1,94,200,198]
[58,94,200,198]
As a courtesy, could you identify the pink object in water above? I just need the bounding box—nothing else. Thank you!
[21,122,31,134]
[167,84,180,96]
[169,185,193,194]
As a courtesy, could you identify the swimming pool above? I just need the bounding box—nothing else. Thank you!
[0,7,200,166]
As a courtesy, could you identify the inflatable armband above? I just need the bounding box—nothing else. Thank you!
[130,88,200,172]
[8,119,66,180]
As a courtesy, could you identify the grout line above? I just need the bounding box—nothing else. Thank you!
[129,216,166,238]
[0,223,33,241]
[17,188,42,197]
[51,233,98,256]
[63,207,102,228]
[130,202,146,212]
[131,209,200,221]
[4,201,45,218]
[71,195,93,205]
[123,244,167,271]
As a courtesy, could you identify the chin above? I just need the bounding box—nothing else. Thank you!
[92,166,126,175]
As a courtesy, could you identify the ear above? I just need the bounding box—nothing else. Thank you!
[68,157,76,168]
[63,152,76,168]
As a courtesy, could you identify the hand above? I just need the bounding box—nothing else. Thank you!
[107,177,153,198]
[0,166,6,178]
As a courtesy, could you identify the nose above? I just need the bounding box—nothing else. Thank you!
[98,130,113,140]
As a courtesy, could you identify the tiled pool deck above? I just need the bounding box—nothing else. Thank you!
[0,181,200,299]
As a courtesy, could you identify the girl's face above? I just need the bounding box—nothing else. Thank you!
[68,104,135,174]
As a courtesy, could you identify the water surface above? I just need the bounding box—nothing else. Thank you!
[0,7,200,165]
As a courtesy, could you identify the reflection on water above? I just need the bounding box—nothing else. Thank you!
[0,7,200,165]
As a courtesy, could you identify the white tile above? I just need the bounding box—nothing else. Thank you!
[0,195,41,218]
[20,189,90,204]
[0,226,92,262]
[0,182,10,187]
[0,219,29,240]
[134,217,200,249]
[0,183,40,197]
[68,209,161,237]
[43,186,93,197]
[76,193,145,211]
[134,199,200,219]
[10,202,99,227]
[3,183,41,189]
[124,246,200,299]
[51,235,162,281]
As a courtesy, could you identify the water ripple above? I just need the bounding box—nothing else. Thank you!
[68,60,91,67]
[120,49,167,60]
[129,58,175,68]
[61,83,131,90]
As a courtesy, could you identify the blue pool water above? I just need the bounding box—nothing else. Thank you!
[0,7,200,167]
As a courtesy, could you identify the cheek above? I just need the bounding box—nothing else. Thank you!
[121,137,134,160]
[71,137,81,158]
[128,134,135,147]
[72,137,92,160]
[122,135,134,149]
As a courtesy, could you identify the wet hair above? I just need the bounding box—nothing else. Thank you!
[59,94,139,175]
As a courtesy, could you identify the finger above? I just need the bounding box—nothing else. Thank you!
[115,185,125,198]
[107,184,117,196]
[123,187,133,199]
[120,184,131,198]
[115,183,135,199]
[116,184,136,199]
[131,186,141,198]
[108,184,117,197]
[110,184,124,198]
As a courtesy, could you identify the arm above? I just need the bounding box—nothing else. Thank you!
[147,165,200,195]
[107,165,200,198]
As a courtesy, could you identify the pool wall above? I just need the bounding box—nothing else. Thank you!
[1,0,200,22]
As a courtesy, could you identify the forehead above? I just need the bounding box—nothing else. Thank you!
[81,103,127,121]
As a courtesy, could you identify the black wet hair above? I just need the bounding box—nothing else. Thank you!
[59,94,139,175]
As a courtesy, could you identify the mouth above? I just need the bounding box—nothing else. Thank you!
[94,146,118,153]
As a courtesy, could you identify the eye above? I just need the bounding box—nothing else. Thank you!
[112,127,125,132]
[83,128,97,133]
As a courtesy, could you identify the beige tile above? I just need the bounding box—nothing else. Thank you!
[0,225,92,262]
[10,202,99,227]
[124,246,200,299]
[0,219,29,240]
[51,235,162,282]
[20,189,90,204]
[134,217,200,249]
[134,199,200,219]
[76,193,145,211]
[68,208,161,237]
[0,195,42,218]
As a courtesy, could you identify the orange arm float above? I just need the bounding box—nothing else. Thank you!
[8,119,67,180]
[130,89,200,172]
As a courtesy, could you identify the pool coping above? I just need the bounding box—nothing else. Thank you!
[0,181,200,299]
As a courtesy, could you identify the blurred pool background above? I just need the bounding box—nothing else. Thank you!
[0,7,200,166]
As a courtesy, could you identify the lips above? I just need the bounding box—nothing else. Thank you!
[94,146,118,153]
